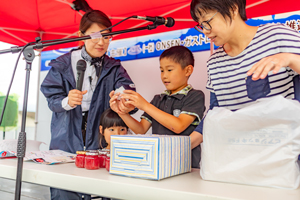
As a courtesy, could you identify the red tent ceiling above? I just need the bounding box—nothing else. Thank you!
[0,0,299,51]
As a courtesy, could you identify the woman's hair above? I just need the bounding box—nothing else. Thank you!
[159,46,194,69]
[79,10,112,34]
[190,0,247,23]
[99,108,128,148]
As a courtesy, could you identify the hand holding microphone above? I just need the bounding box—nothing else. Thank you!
[68,59,87,107]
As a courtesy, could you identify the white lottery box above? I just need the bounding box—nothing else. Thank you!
[110,135,191,180]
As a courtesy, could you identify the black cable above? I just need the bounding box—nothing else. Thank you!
[88,76,94,92]
[101,15,137,32]
[0,42,35,126]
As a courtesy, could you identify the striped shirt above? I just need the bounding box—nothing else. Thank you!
[207,23,300,111]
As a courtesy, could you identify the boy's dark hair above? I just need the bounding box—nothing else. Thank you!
[80,10,112,34]
[99,108,128,148]
[159,46,194,69]
[190,0,247,23]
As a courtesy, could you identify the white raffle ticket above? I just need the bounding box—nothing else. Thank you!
[114,84,135,100]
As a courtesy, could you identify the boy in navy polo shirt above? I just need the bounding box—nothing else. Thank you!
[109,46,206,168]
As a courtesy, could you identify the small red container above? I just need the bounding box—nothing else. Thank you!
[98,151,107,168]
[105,153,110,171]
[85,151,100,170]
[75,151,86,168]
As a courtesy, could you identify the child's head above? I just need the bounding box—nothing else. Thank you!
[190,0,247,46]
[159,46,194,94]
[78,10,112,58]
[160,46,194,69]
[99,108,128,148]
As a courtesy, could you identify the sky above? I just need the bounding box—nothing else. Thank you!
[0,41,39,112]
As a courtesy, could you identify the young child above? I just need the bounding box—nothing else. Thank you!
[189,0,300,145]
[110,46,206,168]
[99,108,128,150]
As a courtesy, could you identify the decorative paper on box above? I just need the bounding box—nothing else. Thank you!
[110,135,191,180]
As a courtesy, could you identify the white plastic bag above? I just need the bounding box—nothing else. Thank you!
[0,139,44,152]
[200,96,300,189]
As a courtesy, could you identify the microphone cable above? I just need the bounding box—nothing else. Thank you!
[88,76,94,92]
[0,41,35,125]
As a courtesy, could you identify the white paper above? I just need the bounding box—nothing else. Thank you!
[24,150,76,164]
[114,86,125,100]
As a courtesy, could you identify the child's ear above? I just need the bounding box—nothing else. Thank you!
[78,31,83,37]
[99,125,103,134]
[185,65,194,77]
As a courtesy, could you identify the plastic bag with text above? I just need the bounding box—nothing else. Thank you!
[200,96,300,189]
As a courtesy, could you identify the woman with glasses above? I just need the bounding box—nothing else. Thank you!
[189,0,300,146]
[41,10,136,200]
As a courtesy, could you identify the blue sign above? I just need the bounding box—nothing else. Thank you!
[41,12,300,71]
[107,28,211,61]
[40,48,74,71]
[246,13,300,28]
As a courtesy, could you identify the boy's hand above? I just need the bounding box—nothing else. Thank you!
[68,89,87,107]
[109,90,123,114]
[119,98,135,114]
[109,90,132,115]
[121,90,149,111]
[109,90,115,98]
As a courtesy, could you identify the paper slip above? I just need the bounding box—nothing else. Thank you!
[24,150,76,165]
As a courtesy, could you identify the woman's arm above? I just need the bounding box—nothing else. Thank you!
[248,53,300,80]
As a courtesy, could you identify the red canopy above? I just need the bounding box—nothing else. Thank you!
[0,0,299,50]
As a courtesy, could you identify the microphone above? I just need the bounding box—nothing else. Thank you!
[76,59,87,91]
[135,16,175,27]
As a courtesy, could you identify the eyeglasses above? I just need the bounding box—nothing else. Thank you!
[82,32,112,44]
[194,11,218,33]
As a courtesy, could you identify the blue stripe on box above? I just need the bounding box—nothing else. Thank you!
[158,138,161,179]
